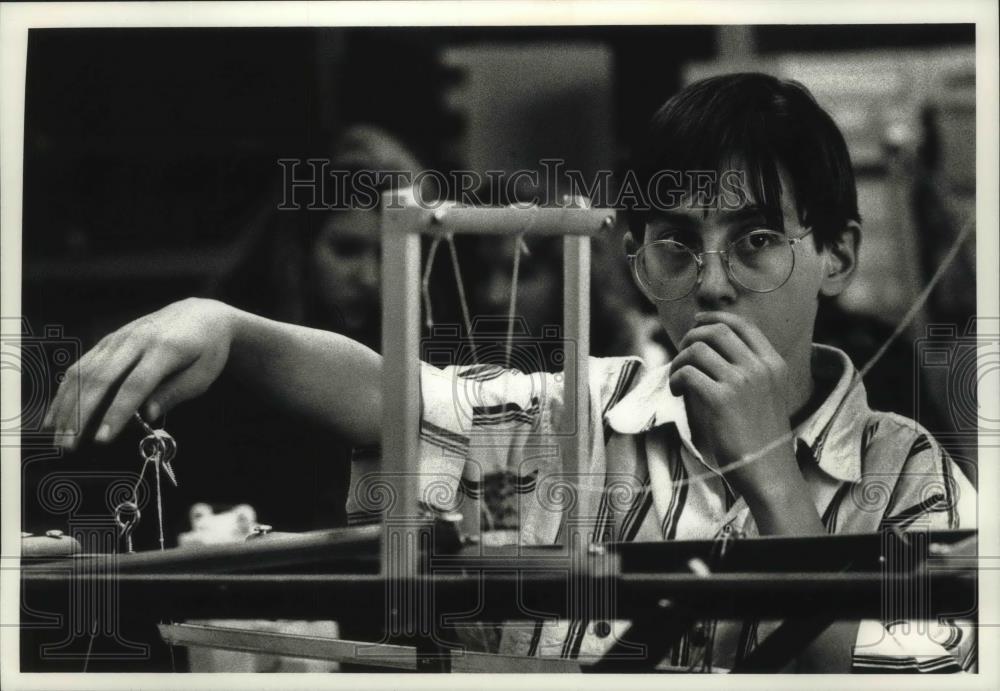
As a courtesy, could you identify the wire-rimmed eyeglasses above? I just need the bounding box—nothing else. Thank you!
[628,227,815,301]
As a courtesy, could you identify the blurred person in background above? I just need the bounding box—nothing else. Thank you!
[214,125,425,350]
[167,125,424,533]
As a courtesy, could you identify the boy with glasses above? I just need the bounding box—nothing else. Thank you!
[45,73,976,673]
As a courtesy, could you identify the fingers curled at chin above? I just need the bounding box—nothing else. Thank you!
[694,311,774,357]
[679,323,749,365]
[670,341,731,382]
[668,364,720,400]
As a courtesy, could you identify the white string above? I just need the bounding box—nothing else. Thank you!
[506,235,523,368]
[82,618,98,672]
[613,208,976,495]
[154,455,165,551]
[422,236,443,330]
[421,231,482,366]
[122,413,172,552]
[446,235,478,365]
[702,210,977,488]
[858,213,975,379]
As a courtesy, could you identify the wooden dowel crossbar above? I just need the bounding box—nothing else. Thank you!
[390,201,614,238]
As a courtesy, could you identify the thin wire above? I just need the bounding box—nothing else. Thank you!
[135,418,179,672]
[858,213,975,379]
[623,207,976,494]
[125,413,172,551]
[116,456,150,554]
[82,618,97,672]
[422,236,443,330]
[447,235,478,365]
[133,411,155,435]
[704,210,977,487]
[130,457,151,511]
[506,235,523,368]
[154,455,165,551]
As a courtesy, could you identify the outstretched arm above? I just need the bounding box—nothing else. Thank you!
[43,298,382,450]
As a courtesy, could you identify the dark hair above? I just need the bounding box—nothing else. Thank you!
[628,73,860,248]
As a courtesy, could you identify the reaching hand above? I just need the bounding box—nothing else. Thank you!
[43,298,236,450]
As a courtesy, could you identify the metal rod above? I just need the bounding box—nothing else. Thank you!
[24,571,974,621]
[25,528,973,575]
[23,525,381,574]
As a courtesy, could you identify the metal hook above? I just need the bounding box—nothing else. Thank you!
[114,500,141,553]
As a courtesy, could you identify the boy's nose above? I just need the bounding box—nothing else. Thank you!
[694,252,737,308]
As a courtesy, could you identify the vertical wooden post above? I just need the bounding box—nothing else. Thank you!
[562,232,591,543]
[380,189,423,638]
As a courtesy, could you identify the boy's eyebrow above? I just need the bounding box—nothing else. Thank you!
[647,206,773,231]
[716,206,771,225]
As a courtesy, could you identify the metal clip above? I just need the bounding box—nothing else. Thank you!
[114,501,141,554]
[140,430,178,486]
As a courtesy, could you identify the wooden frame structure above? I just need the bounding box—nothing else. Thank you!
[378,189,614,591]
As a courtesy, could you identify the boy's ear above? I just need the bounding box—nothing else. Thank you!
[819,221,861,298]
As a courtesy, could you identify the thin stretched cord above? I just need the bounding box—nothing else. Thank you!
[130,413,174,551]
[133,419,179,665]
[422,236,443,331]
[155,456,165,551]
[705,211,977,487]
[447,235,478,365]
[129,457,151,517]
[858,214,975,379]
[133,411,155,435]
[82,618,98,672]
[506,235,523,368]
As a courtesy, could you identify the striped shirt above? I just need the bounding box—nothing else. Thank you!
[347,344,977,672]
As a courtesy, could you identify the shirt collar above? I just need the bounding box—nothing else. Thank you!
[794,344,869,483]
[603,344,868,483]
